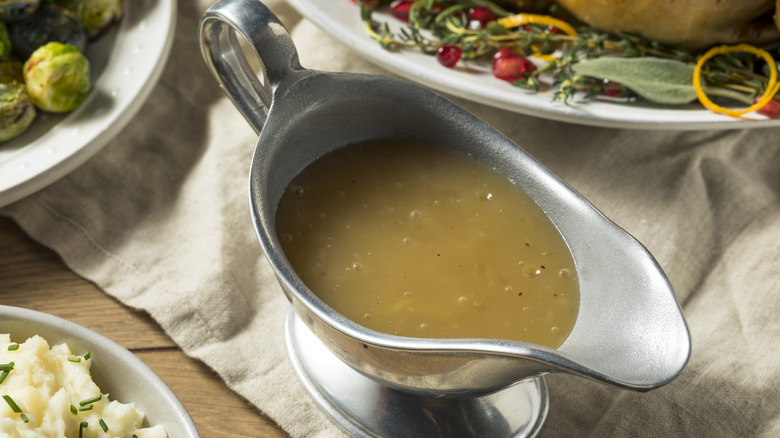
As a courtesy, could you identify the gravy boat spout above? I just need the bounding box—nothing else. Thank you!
[200,0,690,403]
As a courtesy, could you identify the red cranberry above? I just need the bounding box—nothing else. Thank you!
[600,88,622,98]
[436,45,462,68]
[547,25,564,35]
[754,95,780,118]
[492,48,537,82]
[600,82,624,98]
[390,0,413,22]
[468,6,495,25]
[390,0,444,22]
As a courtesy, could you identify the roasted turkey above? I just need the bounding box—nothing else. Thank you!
[499,0,780,49]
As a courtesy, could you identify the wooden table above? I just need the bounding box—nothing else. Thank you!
[0,216,288,438]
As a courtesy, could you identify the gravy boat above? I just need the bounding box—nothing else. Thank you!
[200,1,691,435]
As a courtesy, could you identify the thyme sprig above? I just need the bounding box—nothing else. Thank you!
[358,0,779,108]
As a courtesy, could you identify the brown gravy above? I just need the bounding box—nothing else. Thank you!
[276,140,579,348]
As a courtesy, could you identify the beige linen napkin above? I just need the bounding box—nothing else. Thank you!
[3,0,780,436]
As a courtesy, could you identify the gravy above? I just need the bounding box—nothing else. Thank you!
[276,140,579,348]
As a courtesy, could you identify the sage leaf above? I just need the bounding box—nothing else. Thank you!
[572,57,697,104]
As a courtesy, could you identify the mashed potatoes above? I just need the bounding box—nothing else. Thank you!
[0,334,167,438]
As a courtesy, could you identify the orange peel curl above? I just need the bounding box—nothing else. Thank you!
[693,44,779,118]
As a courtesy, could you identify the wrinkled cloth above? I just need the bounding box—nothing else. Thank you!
[3,0,780,436]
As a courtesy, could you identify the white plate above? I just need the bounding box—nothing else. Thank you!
[0,0,176,208]
[286,0,780,130]
[1,305,201,437]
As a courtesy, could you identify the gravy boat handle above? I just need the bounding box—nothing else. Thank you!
[199,0,302,134]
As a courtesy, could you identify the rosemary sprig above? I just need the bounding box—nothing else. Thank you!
[358,0,778,107]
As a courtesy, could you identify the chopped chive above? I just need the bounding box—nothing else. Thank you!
[0,362,14,371]
[70,405,78,415]
[78,404,93,412]
[20,413,29,423]
[79,395,101,406]
[0,370,9,384]
[79,421,88,438]
[67,356,81,363]
[99,418,108,432]
[3,395,22,413]
[83,351,91,360]
[7,344,19,351]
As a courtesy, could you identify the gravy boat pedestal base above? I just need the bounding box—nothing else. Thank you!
[286,308,549,438]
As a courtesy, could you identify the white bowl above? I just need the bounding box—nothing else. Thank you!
[0,305,200,438]
[0,0,177,207]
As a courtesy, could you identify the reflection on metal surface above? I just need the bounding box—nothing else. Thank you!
[286,309,549,438]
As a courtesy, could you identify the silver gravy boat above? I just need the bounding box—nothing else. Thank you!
[200,1,691,436]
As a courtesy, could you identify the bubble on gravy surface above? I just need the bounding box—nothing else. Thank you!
[276,140,579,348]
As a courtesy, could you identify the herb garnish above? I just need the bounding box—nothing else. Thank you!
[357,0,780,117]
[7,343,19,351]
[79,394,102,406]
[2,394,22,412]
[67,351,91,362]
[2,394,28,422]
[79,421,88,438]
[0,362,13,384]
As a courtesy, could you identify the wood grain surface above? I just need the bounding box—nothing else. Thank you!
[0,216,288,438]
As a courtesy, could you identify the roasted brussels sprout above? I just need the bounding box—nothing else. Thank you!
[7,4,87,60]
[52,0,123,40]
[0,0,123,142]
[0,0,39,22]
[0,82,35,142]
[0,57,34,142]
[23,41,90,113]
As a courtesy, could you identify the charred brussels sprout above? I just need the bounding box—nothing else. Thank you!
[0,58,35,142]
[53,0,123,40]
[0,82,36,141]
[8,4,87,60]
[23,41,90,113]
[0,0,39,22]
[0,58,36,142]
